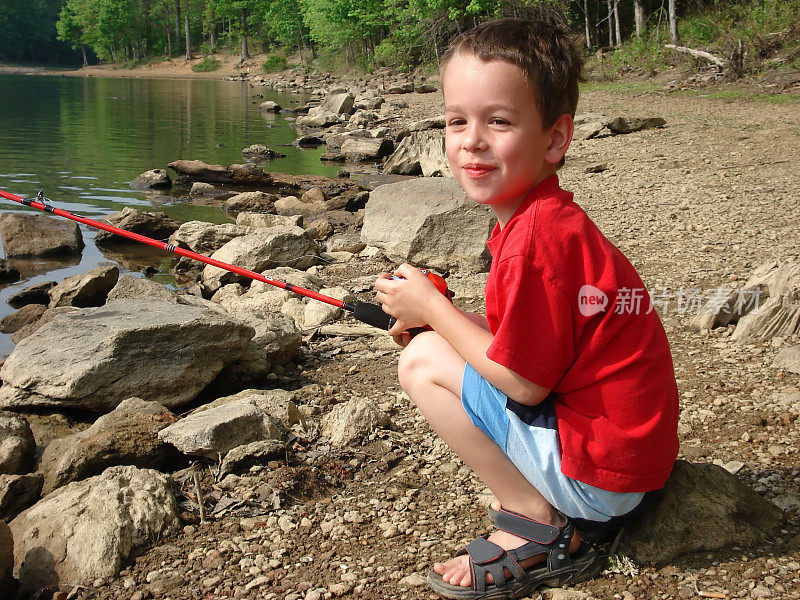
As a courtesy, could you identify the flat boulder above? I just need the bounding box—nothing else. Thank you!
[10,466,181,593]
[7,281,55,308]
[274,195,326,218]
[223,191,277,213]
[158,398,283,459]
[167,159,232,183]
[362,178,494,273]
[169,221,255,255]
[130,169,171,190]
[106,275,177,303]
[607,116,666,134]
[0,299,254,412]
[320,92,354,115]
[201,228,318,293]
[0,411,36,474]
[38,397,179,495]
[94,207,181,246]
[617,460,783,564]
[0,303,47,334]
[0,214,84,257]
[48,265,119,308]
[219,439,287,478]
[340,137,394,162]
[236,212,302,228]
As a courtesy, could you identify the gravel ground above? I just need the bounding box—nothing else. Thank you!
[53,83,800,600]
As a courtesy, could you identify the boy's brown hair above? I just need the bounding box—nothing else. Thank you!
[441,18,584,129]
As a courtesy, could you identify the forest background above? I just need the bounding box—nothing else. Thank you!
[0,0,798,82]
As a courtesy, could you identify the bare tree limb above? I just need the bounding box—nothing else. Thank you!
[665,44,730,69]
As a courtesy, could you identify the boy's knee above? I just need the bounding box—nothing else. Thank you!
[397,331,463,395]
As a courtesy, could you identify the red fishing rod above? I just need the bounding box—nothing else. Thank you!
[0,188,394,330]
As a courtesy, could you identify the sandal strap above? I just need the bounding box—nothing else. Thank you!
[459,536,526,592]
[488,506,560,544]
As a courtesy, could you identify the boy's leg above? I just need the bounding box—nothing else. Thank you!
[398,331,580,588]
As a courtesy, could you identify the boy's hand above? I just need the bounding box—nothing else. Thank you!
[374,263,448,337]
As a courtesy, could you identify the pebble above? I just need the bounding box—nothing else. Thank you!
[399,573,426,586]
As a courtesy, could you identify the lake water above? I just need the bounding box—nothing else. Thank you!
[0,74,338,356]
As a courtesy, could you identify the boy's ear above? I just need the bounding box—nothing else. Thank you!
[545,114,574,165]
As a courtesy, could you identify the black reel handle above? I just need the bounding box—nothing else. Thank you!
[350,302,427,337]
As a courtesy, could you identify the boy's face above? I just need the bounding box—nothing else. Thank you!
[443,52,563,225]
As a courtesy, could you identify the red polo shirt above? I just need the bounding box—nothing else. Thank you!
[485,175,679,493]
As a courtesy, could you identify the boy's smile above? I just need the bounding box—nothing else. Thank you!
[443,52,571,226]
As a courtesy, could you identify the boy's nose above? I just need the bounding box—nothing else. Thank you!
[462,124,488,152]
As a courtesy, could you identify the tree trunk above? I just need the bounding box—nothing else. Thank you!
[175,1,182,53]
[634,0,648,36]
[613,0,622,46]
[240,8,250,61]
[184,4,191,61]
[80,43,88,66]
[669,0,679,43]
[606,0,613,47]
[583,0,591,48]
[163,3,172,56]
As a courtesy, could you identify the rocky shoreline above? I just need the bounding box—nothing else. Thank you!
[0,65,799,600]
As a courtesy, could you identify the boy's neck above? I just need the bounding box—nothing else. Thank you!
[493,171,558,228]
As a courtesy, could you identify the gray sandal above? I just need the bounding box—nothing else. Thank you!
[427,506,603,599]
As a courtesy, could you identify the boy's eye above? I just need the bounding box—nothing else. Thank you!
[447,118,466,127]
[490,118,510,126]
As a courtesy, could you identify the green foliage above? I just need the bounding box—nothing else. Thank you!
[191,56,222,71]
[261,52,288,72]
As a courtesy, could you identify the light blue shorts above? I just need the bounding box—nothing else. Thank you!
[461,363,644,523]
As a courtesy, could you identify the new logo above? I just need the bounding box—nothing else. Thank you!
[578,285,608,317]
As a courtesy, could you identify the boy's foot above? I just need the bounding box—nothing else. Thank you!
[433,502,582,588]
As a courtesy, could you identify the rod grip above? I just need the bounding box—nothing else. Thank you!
[352,301,393,330]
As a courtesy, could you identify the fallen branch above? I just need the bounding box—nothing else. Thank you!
[665,44,729,69]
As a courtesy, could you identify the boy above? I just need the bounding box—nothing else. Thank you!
[374,17,679,600]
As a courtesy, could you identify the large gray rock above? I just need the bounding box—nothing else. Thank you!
[106,275,177,303]
[0,303,47,333]
[296,112,341,128]
[303,286,353,329]
[320,92,354,115]
[167,159,232,183]
[607,116,666,134]
[617,461,783,565]
[236,212,302,228]
[0,299,254,412]
[223,191,277,213]
[158,398,284,459]
[201,227,318,293]
[219,440,288,478]
[383,130,450,176]
[0,213,84,257]
[130,169,171,190]
[320,398,391,447]
[11,306,76,344]
[38,398,179,495]
[340,137,394,162]
[222,312,302,382]
[0,473,43,521]
[7,281,55,308]
[48,265,119,308]
[169,221,255,255]
[242,144,285,161]
[0,411,36,474]
[362,178,495,273]
[274,196,326,218]
[94,207,181,246]
[192,389,302,430]
[10,466,181,593]
[693,262,800,343]
[0,521,14,600]
[773,346,800,374]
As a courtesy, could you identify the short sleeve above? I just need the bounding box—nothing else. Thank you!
[486,256,575,390]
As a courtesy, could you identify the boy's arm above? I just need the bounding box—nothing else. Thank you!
[375,265,550,406]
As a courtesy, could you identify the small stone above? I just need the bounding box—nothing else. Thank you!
[399,573,426,587]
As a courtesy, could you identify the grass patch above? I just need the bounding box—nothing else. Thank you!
[191,57,222,72]
[676,88,800,104]
[581,80,661,94]
[261,53,288,73]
